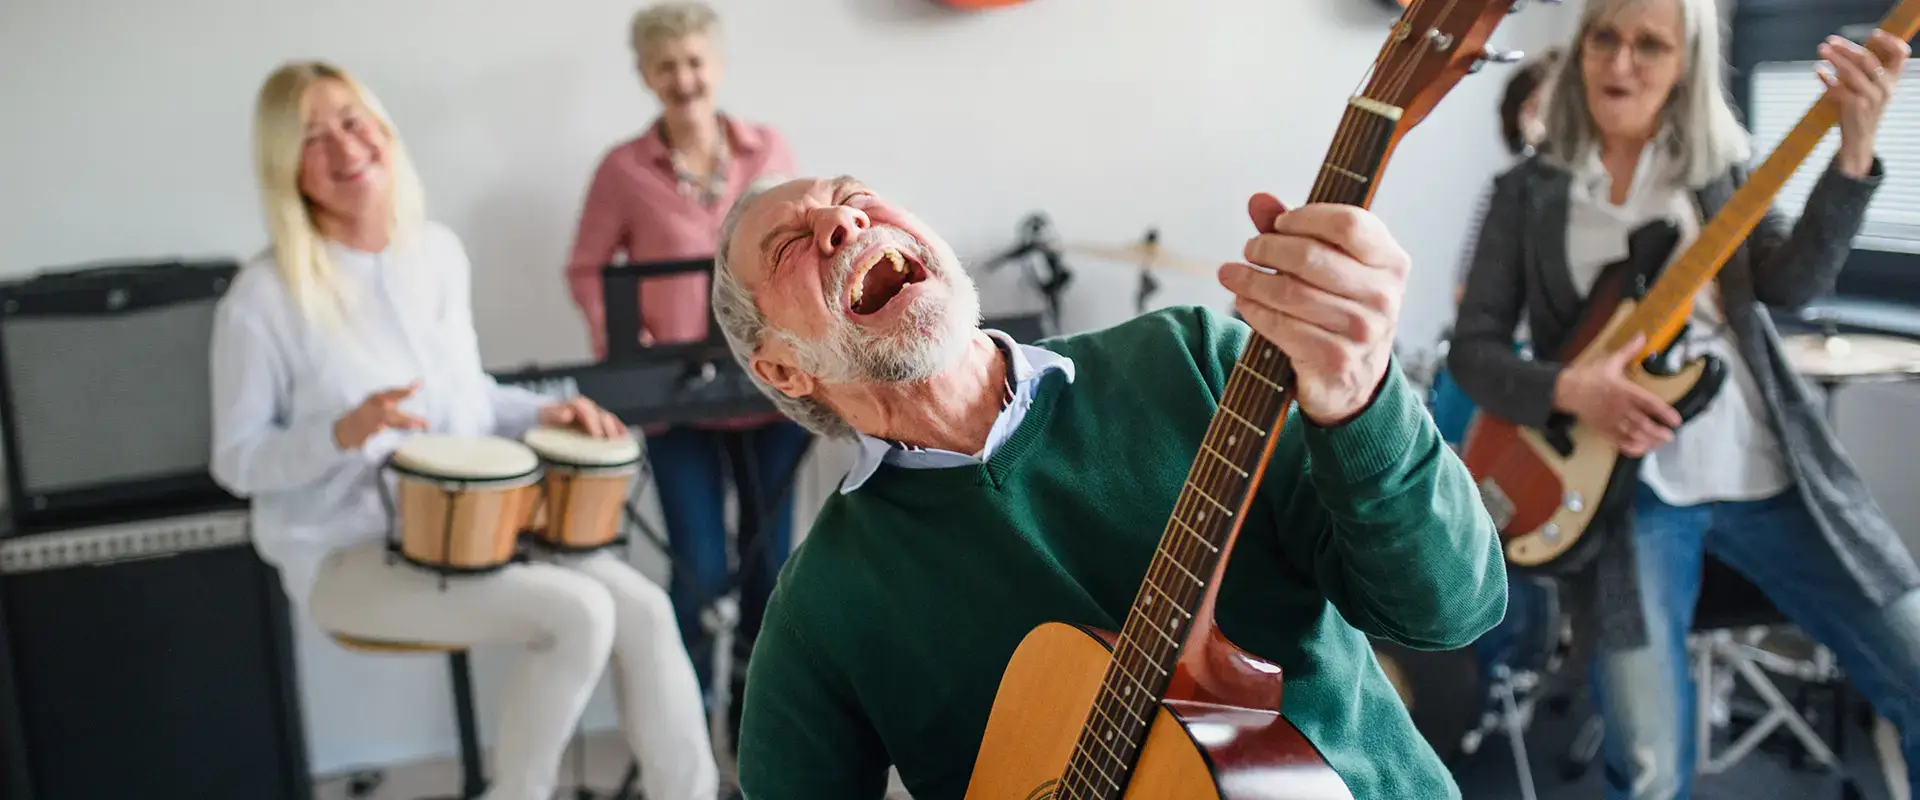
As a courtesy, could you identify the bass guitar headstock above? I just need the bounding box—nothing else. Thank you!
[1360,0,1556,134]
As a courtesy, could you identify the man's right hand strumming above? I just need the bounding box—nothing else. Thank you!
[333,381,428,450]
[1554,334,1682,457]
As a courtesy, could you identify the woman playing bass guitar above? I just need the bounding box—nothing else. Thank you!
[1448,0,1920,797]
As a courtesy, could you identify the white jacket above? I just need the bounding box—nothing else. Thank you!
[208,221,549,608]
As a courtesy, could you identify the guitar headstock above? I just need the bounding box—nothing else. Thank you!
[1360,0,1546,132]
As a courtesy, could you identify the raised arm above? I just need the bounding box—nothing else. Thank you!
[1744,157,1882,309]
[1186,307,1506,649]
[1749,30,1905,307]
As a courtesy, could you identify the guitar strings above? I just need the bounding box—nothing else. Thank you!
[1055,4,1451,795]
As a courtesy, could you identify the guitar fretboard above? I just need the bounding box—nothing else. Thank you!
[1056,100,1401,800]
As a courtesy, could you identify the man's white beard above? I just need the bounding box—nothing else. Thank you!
[781,231,981,387]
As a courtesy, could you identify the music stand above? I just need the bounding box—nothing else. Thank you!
[599,258,733,362]
[598,258,815,755]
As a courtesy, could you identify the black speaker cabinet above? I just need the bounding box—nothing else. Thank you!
[0,259,241,534]
[0,508,310,800]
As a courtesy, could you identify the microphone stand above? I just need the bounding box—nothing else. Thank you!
[982,212,1073,336]
[1137,228,1163,316]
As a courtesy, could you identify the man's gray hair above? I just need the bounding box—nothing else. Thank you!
[712,175,858,439]
[1536,0,1752,189]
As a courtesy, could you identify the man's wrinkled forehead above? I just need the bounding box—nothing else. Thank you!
[732,175,867,280]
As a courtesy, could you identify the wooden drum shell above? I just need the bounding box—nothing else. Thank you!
[529,465,635,552]
[395,474,541,571]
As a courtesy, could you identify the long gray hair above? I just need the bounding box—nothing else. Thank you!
[711,177,858,440]
[1537,0,1751,188]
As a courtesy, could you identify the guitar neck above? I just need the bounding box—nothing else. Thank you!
[1057,98,1404,798]
[1607,100,1839,352]
[1611,5,1920,355]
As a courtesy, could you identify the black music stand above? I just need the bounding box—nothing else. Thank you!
[599,258,817,754]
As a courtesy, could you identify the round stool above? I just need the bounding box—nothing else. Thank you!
[330,634,486,800]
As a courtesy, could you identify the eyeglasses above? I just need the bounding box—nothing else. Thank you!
[1584,28,1679,66]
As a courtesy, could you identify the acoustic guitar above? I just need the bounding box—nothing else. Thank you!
[1459,0,1920,576]
[960,1,1534,797]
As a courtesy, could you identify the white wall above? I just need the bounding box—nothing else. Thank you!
[0,0,1577,778]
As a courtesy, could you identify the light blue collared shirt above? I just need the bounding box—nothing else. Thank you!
[838,329,1076,494]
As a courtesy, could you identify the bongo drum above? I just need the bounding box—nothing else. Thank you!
[381,435,543,577]
[522,426,642,553]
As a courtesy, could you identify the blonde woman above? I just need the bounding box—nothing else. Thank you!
[1448,0,1918,795]
[208,60,717,800]
[564,0,809,740]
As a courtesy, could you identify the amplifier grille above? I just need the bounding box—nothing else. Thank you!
[0,510,248,574]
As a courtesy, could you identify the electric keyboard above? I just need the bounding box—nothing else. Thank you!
[489,313,1048,429]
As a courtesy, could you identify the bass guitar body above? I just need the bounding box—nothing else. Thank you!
[1461,221,1727,574]
[964,622,1353,800]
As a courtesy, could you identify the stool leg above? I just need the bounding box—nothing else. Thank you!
[450,651,486,799]
[611,761,640,800]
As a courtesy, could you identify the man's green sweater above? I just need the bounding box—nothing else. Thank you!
[737,305,1506,799]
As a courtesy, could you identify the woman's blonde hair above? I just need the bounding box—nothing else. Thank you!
[1537,0,1751,188]
[251,60,426,328]
[629,1,721,65]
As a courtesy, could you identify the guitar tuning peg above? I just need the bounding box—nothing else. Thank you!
[1482,45,1527,64]
[1470,46,1526,74]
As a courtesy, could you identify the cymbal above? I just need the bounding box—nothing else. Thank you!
[1061,241,1217,274]
[1780,332,1920,378]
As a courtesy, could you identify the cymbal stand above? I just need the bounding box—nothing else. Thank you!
[1458,664,1543,800]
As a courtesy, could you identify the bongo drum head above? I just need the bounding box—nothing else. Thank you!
[523,426,641,469]
[392,435,540,482]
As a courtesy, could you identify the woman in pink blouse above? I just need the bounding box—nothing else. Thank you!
[563,0,808,741]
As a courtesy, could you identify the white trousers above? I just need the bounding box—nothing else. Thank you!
[309,541,717,800]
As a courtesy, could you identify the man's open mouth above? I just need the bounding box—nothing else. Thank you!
[848,247,929,316]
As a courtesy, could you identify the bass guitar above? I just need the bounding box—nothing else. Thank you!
[961,1,1533,797]
[1460,0,1920,575]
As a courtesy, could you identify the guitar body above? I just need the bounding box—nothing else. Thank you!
[1461,221,1728,574]
[964,622,1354,800]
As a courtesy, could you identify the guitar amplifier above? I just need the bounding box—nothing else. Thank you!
[0,260,241,533]
[0,509,310,800]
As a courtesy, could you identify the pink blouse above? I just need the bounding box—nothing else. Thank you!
[564,115,795,431]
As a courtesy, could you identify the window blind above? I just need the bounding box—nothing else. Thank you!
[1748,61,1920,254]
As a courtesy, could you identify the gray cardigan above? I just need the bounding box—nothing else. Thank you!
[1447,152,1920,650]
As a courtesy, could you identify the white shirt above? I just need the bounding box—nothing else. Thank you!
[838,329,1076,493]
[1564,142,1791,506]
[209,222,552,609]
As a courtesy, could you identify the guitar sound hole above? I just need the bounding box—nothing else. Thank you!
[1023,779,1061,799]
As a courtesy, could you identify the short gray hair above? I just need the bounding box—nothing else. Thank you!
[629,1,720,64]
[712,176,858,440]
[1537,0,1751,188]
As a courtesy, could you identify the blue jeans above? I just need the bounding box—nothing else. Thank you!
[644,420,811,703]
[1593,482,1920,799]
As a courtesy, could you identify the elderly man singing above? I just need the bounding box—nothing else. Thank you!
[713,176,1504,800]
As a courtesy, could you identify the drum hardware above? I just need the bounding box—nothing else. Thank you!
[1685,557,1881,799]
[981,213,1074,336]
[1781,327,1920,427]
[1059,231,1216,317]
[1372,574,1574,800]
